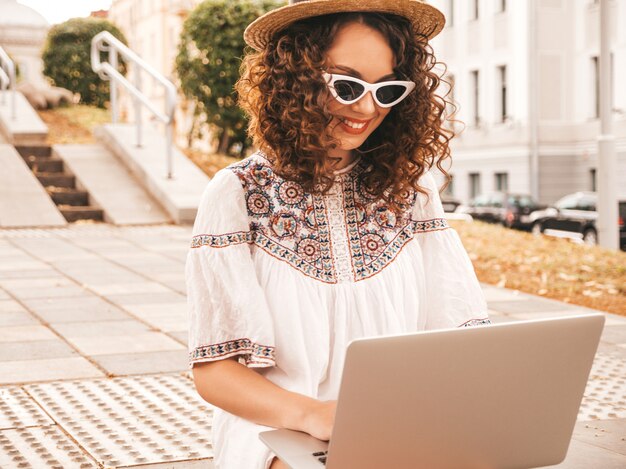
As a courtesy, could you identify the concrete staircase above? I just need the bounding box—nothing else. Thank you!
[1,90,207,227]
[16,145,104,223]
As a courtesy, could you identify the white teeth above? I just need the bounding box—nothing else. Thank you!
[340,118,367,129]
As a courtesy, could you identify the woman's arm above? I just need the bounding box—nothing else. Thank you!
[192,358,336,441]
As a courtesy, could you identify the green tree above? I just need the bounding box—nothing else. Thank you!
[42,17,128,108]
[176,0,283,156]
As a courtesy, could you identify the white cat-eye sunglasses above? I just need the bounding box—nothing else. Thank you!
[323,72,416,108]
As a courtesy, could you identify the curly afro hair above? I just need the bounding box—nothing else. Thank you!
[235,11,455,212]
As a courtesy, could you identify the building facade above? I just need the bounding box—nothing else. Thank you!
[430,0,626,205]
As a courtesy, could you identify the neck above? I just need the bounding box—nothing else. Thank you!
[329,149,356,171]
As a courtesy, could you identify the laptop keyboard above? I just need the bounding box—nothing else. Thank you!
[312,450,328,465]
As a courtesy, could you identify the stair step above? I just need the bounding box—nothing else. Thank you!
[48,188,89,206]
[25,156,64,173]
[59,205,104,223]
[36,173,75,189]
[16,145,52,158]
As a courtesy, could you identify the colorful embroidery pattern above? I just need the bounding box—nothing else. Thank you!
[191,152,450,283]
[191,231,251,249]
[413,218,449,233]
[190,338,275,367]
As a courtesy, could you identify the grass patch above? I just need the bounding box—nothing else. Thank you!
[452,220,626,316]
[38,105,110,144]
[183,148,241,178]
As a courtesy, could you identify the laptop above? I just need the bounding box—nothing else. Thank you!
[260,314,605,469]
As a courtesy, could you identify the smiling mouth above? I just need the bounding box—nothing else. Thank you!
[336,116,374,134]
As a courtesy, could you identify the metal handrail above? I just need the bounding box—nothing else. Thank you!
[0,46,17,120]
[91,31,177,179]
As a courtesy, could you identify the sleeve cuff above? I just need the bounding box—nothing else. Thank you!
[265,452,278,469]
[189,338,276,369]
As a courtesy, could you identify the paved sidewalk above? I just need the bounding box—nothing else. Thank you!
[0,224,624,468]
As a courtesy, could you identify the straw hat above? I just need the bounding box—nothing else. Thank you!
[244,0,446,52]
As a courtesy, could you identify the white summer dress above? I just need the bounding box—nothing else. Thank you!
[186,150,490,469]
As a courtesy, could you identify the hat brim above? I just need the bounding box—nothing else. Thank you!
[244,0,445,52]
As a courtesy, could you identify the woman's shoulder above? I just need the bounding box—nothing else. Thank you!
[225,149,271,177]
[223,149,283,191]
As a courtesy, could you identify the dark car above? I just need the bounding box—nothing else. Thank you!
[462,191,545,229]
[529,191,626,250]
[441,196,462,213]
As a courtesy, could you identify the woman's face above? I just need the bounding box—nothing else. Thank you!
[324,21,395,163]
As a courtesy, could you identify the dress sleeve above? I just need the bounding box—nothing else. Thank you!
[186,168,276,369]
[412,171,491,330]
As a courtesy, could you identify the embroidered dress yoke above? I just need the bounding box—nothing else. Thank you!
[186,151,490,469]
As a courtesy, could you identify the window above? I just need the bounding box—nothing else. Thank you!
[470,0,479,20]
[472,194,488,207]
[495,172,509,191]
[469,173,481,199]
[470,70,480,126]
[497,65,507,122]
[448,73,456,102]
[449,0,455,26]
[445,73,456,120]
[592,53,614,119]
[509,195,535,209]
[489,192,505,208]
[577,196,596,211]
[555,194,579,210]
[592,56,599,118]
[590,168,597,191]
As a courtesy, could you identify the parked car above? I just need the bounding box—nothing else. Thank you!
[460,191,545,230]
[441,196,462,213]
[529,191,626,250]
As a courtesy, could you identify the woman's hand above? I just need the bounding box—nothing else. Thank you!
[301,399,337,441]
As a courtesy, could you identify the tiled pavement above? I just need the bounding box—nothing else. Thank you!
[0,224,624,468]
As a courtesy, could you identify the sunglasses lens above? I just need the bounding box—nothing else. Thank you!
[334,79,365,102]
[376,85,408,105]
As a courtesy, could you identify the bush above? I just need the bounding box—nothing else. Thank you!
[176,0,282,156]
[42,17,128,108]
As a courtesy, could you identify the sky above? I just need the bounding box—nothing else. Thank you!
[17,0,113,25]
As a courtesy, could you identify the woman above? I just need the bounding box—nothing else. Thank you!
[186,1,490,468]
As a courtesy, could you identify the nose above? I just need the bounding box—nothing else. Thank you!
[352,90,377,114]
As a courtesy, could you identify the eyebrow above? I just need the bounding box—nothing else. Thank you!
[330,65,397,82]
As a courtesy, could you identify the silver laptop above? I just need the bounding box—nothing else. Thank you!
[260,314,605,469]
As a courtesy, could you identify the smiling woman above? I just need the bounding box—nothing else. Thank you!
[185,2,491,469]
[236,8,454,210]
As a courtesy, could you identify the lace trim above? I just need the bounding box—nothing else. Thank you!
[323,178,354,283]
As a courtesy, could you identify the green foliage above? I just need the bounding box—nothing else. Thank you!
[42,18,128,108]
[176,0,283,156]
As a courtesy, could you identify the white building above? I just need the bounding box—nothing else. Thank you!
[107,0,207,149]
[0,0,50,87]
[430,0,626,204]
